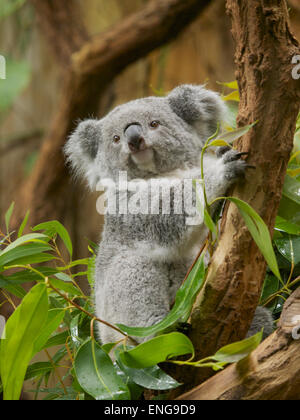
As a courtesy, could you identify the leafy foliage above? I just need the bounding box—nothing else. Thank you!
[0,81,299,400]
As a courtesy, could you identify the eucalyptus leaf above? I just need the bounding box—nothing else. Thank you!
[283,175,300,205]
[212,330,263,364]
[49,278,81,296]
[275,236,300,265]
[119,333,194,369]
[5,202,14,233]
[275,215,300,235]
[74,339,130,400]
[25,362,53,381]
[0,243,52,267]
[0,283,48,400]
[18,210,30,237]
[33,309,65,355]
[116,348,180,390]
[227,197,281,281]
[215,122,257,145]
[33,221,73,257]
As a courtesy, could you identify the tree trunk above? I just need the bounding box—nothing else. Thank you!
[12,0,211,228]
[178,288,300,400]
[172,0,300,395]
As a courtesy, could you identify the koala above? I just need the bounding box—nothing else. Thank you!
[65,85,273,344]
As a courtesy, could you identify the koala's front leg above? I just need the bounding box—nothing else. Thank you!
[203,147,249,204]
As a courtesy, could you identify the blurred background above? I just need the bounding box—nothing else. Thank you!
[0,0,300,268]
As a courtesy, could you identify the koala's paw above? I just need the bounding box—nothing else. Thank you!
[216,146,253,182]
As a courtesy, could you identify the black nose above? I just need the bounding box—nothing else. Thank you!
[125,124,145,152]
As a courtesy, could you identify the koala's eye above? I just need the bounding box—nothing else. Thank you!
[113,135,120,144]
[150,120,160,129]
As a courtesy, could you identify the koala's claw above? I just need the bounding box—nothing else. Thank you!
[235,152,249,158]
[220,148,250,181]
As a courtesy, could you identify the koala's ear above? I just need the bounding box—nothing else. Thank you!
[168,84,226,139]
[64,119,102,190]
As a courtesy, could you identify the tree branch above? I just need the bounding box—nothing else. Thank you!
[171,0,300,394]
[29,0,89,65]
[178,287,300,400]
[12,0,211,226]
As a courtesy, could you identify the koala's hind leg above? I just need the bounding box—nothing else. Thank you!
[95,252,171,344]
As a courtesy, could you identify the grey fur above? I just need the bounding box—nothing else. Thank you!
[65,84,273,344]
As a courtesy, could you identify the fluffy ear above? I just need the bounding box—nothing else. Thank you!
[64,119,102,190]
[168,84,226,140]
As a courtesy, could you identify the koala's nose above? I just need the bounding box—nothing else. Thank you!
[125,124,146,153]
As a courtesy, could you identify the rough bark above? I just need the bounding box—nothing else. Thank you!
[12,0,211,227]
[172,0,300,394]
[178,287,300,400]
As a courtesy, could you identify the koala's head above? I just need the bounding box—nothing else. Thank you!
[64,84,226,189]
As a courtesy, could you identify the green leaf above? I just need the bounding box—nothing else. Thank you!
[0,283,48,400]
[212,330,263,364]
[43,331,69,349]
[0,242,52,267]
[70,314,83,349]
[87,256,95,288]
[116,348,180,390]
[49,278,81,296]
[33,309,65,355]
[224,102,238,129]
[0,0,26,20]
[0,58,31,112]
[117,255,206,338]
[283,175,300,205]
[6,252,55,266]
[0,276,26,298]
[4,267,58,284]
[25,362,53,381]
[217,80,239,90]
[54,272,73,283]
[222,90,240,102]
[275,216,300,235]
[260,274,280,305]
[278,195,300,225]
[18,210,30,238]
[5,202,14,233]
[227,197,282,281]
[209,139,230,147]
[0,233,49,257]
[33,221,73,257]
[215,122,257,145]
[275,236,300,266]
[119,333,194,369]
[102,343,116,354]
[74,339,130,400]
